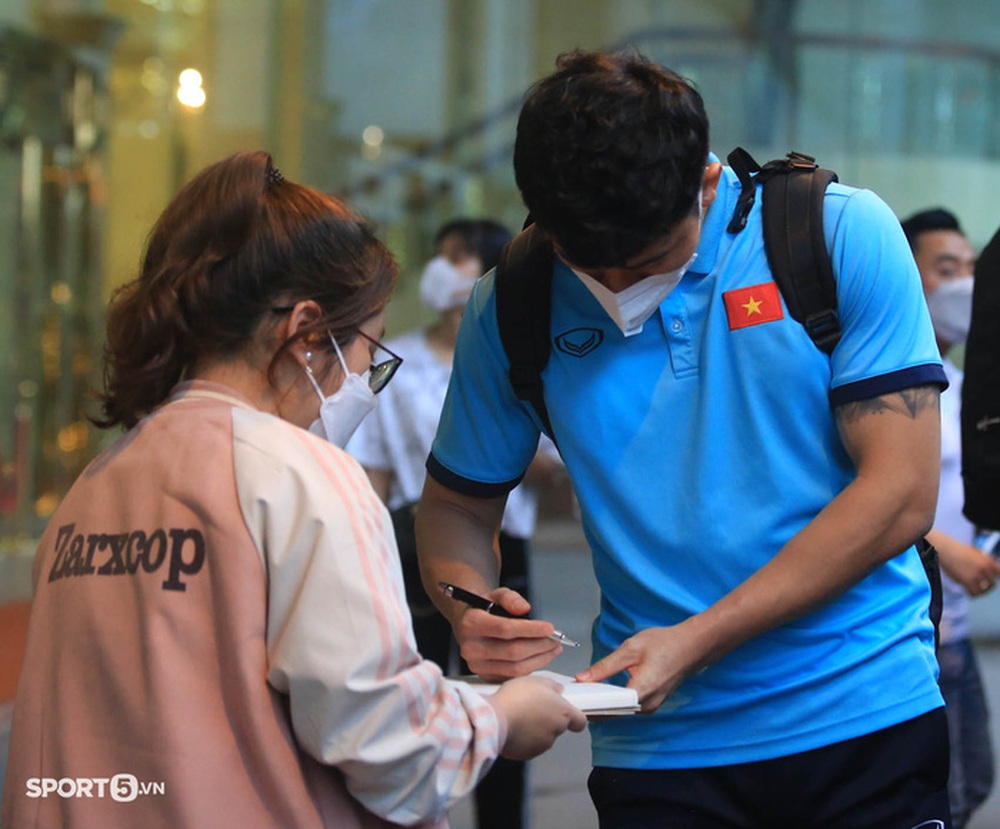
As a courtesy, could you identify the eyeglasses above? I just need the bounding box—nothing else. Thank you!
[354,330,403,394]
[271,306,403,394]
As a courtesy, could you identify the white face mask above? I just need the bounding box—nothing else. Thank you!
[926,275,974,345]
[305,335,377,448]
[572,253,698,337]
[570,191,703,337]
[419,255,477,312]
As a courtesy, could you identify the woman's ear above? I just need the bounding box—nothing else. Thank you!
[284,300,323,336]
[279,300,325,364]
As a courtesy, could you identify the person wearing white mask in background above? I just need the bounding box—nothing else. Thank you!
[2,156,586,829]
[903,207,1000,829]
[347,218,565,829]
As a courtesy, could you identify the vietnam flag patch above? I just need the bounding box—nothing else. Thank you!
[723,282,784,330]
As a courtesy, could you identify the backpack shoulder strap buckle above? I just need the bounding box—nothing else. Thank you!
[803,309,841,355]
[760,152,818,177]
[784,151,819,171]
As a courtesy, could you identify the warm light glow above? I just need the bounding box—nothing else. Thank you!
[35,492,59,518]
[57,422,90,454]
[177,86,206,108]
[178,68,202,87]
[177,68,206,109]
[50,282,72,305]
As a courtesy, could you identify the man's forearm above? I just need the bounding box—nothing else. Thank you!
[684,469,934,672]
[415,477,506,625]
[684,383,940,673]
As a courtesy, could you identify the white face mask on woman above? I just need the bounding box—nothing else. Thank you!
[304,335,376,448]
[926,275,974,345]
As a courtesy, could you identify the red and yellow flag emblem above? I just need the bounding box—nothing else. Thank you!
[723,282,784,330]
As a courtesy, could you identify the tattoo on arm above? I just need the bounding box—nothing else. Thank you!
[835,384,940,425]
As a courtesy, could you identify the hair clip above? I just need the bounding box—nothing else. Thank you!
[266,166,284,186]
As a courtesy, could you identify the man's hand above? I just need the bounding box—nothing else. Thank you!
[576,623,703,714]
[932,530,1000,596]
[457,588,563,680]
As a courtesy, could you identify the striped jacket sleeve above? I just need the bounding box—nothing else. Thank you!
[231,410,505,826]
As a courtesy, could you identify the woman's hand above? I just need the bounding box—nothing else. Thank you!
[492,675,587,760]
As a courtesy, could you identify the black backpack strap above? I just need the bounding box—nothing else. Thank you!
[726,147,762,234]
[916,536,943,651]
[727,148,841,355]
[494,224,557,440]
[761,152,841,354]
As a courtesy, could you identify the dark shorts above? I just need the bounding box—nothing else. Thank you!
[588,708,950,829]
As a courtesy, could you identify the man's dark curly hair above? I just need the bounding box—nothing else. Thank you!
[514,50,709,268]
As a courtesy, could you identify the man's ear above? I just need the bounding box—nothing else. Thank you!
[701,162,724,212]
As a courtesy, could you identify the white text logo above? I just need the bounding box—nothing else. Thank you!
[25,774,165,802]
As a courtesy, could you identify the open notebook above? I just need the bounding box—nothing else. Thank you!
[454,670,641,717]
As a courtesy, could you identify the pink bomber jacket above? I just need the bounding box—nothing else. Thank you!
[2,381,504,828]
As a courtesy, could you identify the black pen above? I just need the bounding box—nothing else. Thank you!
[438,582,580,647]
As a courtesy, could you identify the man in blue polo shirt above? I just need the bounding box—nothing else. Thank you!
[416,50,950,827]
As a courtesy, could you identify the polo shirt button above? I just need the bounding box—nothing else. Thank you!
[671,319,684,332]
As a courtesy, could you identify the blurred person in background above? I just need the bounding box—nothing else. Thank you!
[1,154,584,829]
[962,221,1000,545]
[348,218,564,829]
[904,207,999,829]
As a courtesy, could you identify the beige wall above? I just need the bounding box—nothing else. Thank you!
[102,0,315,297]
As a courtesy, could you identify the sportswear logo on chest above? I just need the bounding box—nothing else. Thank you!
[723,282,784,330]
[554,327,604,357]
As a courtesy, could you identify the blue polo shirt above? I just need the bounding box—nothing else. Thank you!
[428,164,947,768]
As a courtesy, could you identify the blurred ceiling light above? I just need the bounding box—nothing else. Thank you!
[362,125,384,160]
[362,125,384,147]
[177,68,206,109]
[179,68,202,87]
